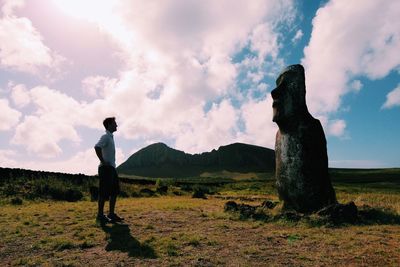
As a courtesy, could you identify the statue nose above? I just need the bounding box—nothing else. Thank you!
[271,87,279,99]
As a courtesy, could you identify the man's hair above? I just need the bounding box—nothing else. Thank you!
[103,117,116,129]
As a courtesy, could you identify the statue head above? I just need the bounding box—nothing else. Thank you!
[271,64,307,126]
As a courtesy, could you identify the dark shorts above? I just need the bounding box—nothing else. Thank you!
[98,165,120,198]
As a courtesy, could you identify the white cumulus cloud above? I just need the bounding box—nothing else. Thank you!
[349,80,363,92]
[70,0,297,153]
[382,84,400,109]
[174,100,239,153]
[291,29,303,44]
[0,149,18,167]
[0,0,65,75]
[3,0,298,171]
[11,86,84,157]
[302,0,400,117]
[82,75,118,98]
[327,119,346,137]
[237,96,277,149]
[0,98,21,131]
[11,83,31,107]
[1,147,125,175]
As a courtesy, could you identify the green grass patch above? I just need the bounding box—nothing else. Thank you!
[1,168,400,265]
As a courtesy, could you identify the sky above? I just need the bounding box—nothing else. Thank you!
[0,0,399,175]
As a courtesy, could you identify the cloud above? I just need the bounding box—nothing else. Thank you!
[11,86,83,157]
[0,149,18,167]
[349,80,363,92]
[326,119,346,137]
[174,100,239,153]
[0,98,21,131]
[9,84,123,158]
[41,147,125,175]
[250,23,280,62]
[1,0,24,17]
[65,147,125,175]
[11,83,31,107]
[81,75,118,98]
[0,147,125,175]
[73,0,297,152]
[291,29,303,44]
[5,0,298,168]
[302,0,400,116]
[382,84,400,109]
[44,148,99,175]
[2,0,399,172]
[316,115,347,139]
[0,0,65,75]
[237,96,277,149]
[12,115,80,158]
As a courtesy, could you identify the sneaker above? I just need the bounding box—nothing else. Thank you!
[107,213,124,222]
[96,214,112,224]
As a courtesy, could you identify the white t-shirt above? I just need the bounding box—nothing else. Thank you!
[95,130,116,168]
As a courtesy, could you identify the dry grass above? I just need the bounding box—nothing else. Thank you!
[1,193,399,266]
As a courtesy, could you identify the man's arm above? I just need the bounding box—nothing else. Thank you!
[95,146,106,166]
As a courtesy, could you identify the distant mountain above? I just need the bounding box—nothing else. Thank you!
[117,142,275,177]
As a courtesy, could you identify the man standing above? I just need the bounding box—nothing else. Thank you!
[95,117,124,223]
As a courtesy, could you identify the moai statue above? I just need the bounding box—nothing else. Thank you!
[271,64,337,213]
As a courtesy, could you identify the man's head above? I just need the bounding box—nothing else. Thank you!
[103,117,117,133]
[271,64,307,125]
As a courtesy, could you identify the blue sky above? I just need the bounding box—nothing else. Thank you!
[0,0,399,174]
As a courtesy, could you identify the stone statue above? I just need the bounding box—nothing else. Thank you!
[271,64,337,213]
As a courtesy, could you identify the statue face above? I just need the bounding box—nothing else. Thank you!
[271,74,294,123]
[271,66,306,124]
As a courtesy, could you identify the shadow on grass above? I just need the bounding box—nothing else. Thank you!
[224,201,400,227]
[302,207,400,228]
[358,206,400,225]
[100,223,156,258]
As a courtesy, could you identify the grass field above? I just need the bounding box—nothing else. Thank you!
[1,169,400,266]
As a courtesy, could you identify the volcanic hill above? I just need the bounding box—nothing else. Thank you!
[117,142,275,177]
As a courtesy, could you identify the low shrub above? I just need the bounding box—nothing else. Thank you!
[130,191,141,197]
[192,186,208,199]
[156,179,169,194]
[10,197,23,205]
[140,188,156,197]
[180,184,192,192]
[119,190,130,198]
[224,201,270,221]
[28,178,83,202]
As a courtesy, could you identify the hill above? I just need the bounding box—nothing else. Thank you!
[117,142,275,177]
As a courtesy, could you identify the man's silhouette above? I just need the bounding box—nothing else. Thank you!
[95,117,124,223]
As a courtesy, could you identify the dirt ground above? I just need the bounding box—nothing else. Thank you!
[1,196,400,266]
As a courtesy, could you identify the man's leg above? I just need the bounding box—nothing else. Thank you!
[109,167,117,215]
[109,195,116,215]
[108,195,124,221]
[98,196,106,216]
[97,166,111,223]
[96,195,112,223]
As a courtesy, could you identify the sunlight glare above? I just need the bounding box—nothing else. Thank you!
[52,0,113,23]
[52,0,134,50]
